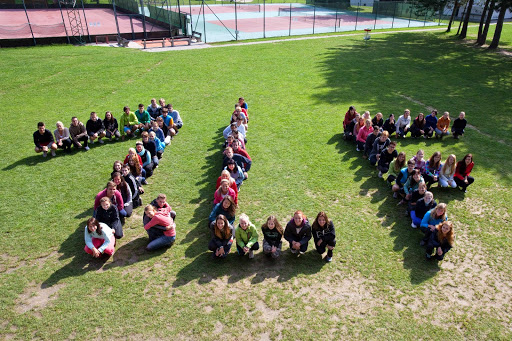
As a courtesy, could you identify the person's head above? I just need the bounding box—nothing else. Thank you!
[236,115,244,125]
[348,105,356,114]
[138,104,144,111]
[446,154,456,166]
[379,130,389,141]
[375,112,383,121]
[411,169,421,182]
[388,113,395,121]
[372,125,380,135]
[121,164,131,176]
[144,204,156,219]
[105,111,112,121]
[431,109,438,117]
[363,111,370,119]
[443,111,449,119]
[166,103,173,110]
[123,106,130,114]
[439,221,453,238]
[226,158,236,171]
[397,151,406,163]
[231,140,240,151]
[56,121,64,131]
[220,170,231,181]
[424,191,433,204]
[407,159,415,172]
[263,215,283,234]
[135,142,143,153]
[100,196,111,211]
[71,116,79,126]
[434,203,447,220]
[222,195,235,210]
[128,155,141,174]
[387,141,397,152]
[239,213,250,230]
[112,172,125,187]
[314,211,329,229]
[156,117,164,127]
[113,160,122,172]
[464,153,473,165]
[106,181,117,197]
[417,113,424,121]
[238,97,245,105]
[90,112,97,121]
[416,149,424,160]
[226,135,235,144]
[149,131,156,140]
[418,182,427,195]
[86,217,101,234]
[215,214,227,230]
[224,147,234,159]
[141,131,149,142]
[159,98,165,106]
[128,147,136,157]
[358,117,365,125]
[428,152,442,168]
[365,119,371,128]
[151,98,157,106]
[151,120,159,129]
[161,108,168,117]
[156,194,167,207]
[37,122,45,134]
[459,111,465,120]
[404,109,410,118]
[354,113,360,120]
[219,179,230,193]
[293,210,305,226]
[234,104,241,111]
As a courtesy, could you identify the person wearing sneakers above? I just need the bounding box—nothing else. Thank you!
[119,106,141,140]
[311,211,336,262]
[86,111,106,145]
[235,213,259,259]
[33,122,58,157]
[284,210,312,255]
[435,111,451,139]
[69,116,89,151]
[377,141,398,178]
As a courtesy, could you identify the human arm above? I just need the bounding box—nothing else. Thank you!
[124,186,132,206]
[246,225,259,249]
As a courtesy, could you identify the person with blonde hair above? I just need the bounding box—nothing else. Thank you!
[439,154,457,188]
[424,221,454,260]
[284,211,312,255]
[235,214,259,259]
[54,121,72,153]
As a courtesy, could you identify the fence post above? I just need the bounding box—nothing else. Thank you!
[289,3,291,36]
[234,0,238,40]
[139,0,147,39]
[424,6,427,26]
[391,1,396,29]
[166,0,172,37]
[22,0,36,46]
[334,7,338,32]
[355,0,360,31]
[408,2,412,28]
[263,0,266,38]
[202,0,206,43]
[313,4,316,34]
[374,0,378,30]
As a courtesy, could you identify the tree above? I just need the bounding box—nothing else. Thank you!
[458,0,474,39]
[477,0,491,40]
[477,0,496,46]
[446,0,460,32]
[489,0,512,49]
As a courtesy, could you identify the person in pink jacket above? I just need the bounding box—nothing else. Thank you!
[214,179,237,205]
[356,119,373,152]
[93,181,124,216]
[143,204,176,251]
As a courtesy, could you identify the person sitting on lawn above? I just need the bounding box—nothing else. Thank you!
[439,154,457,188]
[155,117,172,145]
[235,213,259,259]
[214,179,237,205]
[284,210,312,255]
[223,147,251,179]
[407,181,426,215]
[451,111,467,139]
[149,120,166,145]
[424,151,442,189]
[69,116,89,151]
[119,106,141,140]
[95,196,123,239]
[392,158,415,199]
[141,131,159,168]
[104,111,120,140]
[238,96,248,110]
[356,119,373,152]
[149,131,165,159]
[454,153,474,193]
[136,141,153,178]
[112,172,133,218]
[312,211,336,262]
[363,126,380,159]
[94,181,125,220]
[372,112,384,129]
[33,122,58,157]
[384,151,406,187]
[167,103,183,132]
[396,109,411,138]
[216,170,238,204]
[159,107,176,138]
[424,109,438,138]
[377,141,397,178]
[400,169,425,205]
[369,131,390,166]
[224,158,244,190]
[143,204,176,251]
[413,149,427,175]
[343,106,358,134]
[261,215,284,259]
[420,203,448,237]
[147,98,160,121]
[344,112,360,141]
[209,195,237,226]
[424,220,454,261]
[410,191,436,229]
[150,193,176,221]
[121,164,142,208]
[86,111,106,145]
[135,104,151,131]
[382,114,396,138]
[208,214,235,259]
[54,121,72,153]
[352,117,365,141]
[410,112,426,138]
[84,218,115,258]
[435,111,451,139]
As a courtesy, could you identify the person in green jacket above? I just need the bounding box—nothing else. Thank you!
[119,106,142,140]
[135,104,151,131]
[384,151,406,187]
[235,213,259,259]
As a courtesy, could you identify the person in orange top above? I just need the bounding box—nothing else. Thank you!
[435,111,451,139]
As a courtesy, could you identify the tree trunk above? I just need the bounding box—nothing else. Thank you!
[477,0,496,45]
[477,0,490,41]
[459,0,474,39]
[489,3,507,49]
[446,0,459,32]
[457,2,468,35]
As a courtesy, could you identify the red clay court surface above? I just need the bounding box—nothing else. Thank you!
[0,8,166,39]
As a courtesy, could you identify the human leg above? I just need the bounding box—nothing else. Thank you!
[146,235,175,251]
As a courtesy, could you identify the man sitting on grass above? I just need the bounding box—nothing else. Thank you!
[33,122,57,157]
[86,111,106,145]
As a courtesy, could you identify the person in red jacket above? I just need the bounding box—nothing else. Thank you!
[143,204,176,251]
[343,106,358,132]
[454,154,474,193]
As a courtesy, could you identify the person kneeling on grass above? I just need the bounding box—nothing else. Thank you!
[451,111,467,139]
[209,214,235,259]
[84,218,115,258]
[34,122,58,157]
[312,211,336,262]
[261,216,284,259]
[95,197,123,240]
[143,204,176,251]
[410,191,436,229]
[284,210,312,256]
[377,141,397,178]
[423,221,454,261]
[86,111,106,145]
[454,153,474,193]
[119,106,141,140]
[235,213,259,259]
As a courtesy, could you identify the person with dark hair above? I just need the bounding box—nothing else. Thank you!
[261,216,284,259]
[54,121,72,153]
[284,211,312,255]
[451,111,467,139]
[343,106,358,133]
[312,211,336,262]
[369,131,390,166]
[167,103,183,131]
[382,114,396,138]
[424,152,442,189]
[69,116,89,151]
[135,104,151,131]
[208,214,234,259]
[95,197,123,239]
[112,172,133,218]
[119,106,141,140]
[156,117,172,145]
[410,113,427,138]
[209,195,237,225]
[377,141,397,178]
[223,147,251,179]
[424,109,438,138]
[363,126,380,159]
[238,97,248,110]
[34,122,57,157]
[159,107,176,137]
[224,158,244,190]
[84,217,115,257]
[454,154,474,192]
[121,164,142,208]
[104,111,121,140]
[141,131,159,168]
[94,181,124,218]
[86,111,106,145]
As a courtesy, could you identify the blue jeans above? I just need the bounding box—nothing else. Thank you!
[410,211,422,226]
[146,235,175,251]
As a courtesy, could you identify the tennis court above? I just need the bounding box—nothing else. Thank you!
[176,3,442,43]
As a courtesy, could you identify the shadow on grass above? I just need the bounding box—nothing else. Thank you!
[2,154,52,170]
[172,248,326,288]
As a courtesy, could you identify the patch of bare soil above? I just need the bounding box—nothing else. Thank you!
[1,251,58,274]
[15,282,66,314]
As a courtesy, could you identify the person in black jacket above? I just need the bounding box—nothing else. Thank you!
[33,122,58,157]
[95,197,123,239]
[410,191,437,228]
[261,216,284,259]
[104,111,120,140]
[424,221,454,260]
[86,112,106,144]
[284,211,312,255]
[312,211,336,262]
[451,111,467,139]
[142,132,159,168]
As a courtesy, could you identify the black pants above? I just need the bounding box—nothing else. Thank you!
[454,176,474,191]
[423,173,437,189]
[72,135,88,148]
[236,242,260,255]
[144,162,154,178]
[57,138,72,152]
[315,239,336,257]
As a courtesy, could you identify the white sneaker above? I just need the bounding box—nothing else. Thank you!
[248,250,254,259]
[99,139,104,144]
[325,256,332,262]
[84,146,90,151]
[42,151,47,158]
[378,171,383,178]
[356,147,361,152]
[51,150,56,157]
[411,222,417,228]
[89,137,94,144]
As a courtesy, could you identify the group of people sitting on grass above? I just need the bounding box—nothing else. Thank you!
[33,98,182,157]
[207,98,337,261]
[82,98,183,258]
[343,106,474,260]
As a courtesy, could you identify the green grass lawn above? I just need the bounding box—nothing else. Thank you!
[0,27,511,340]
